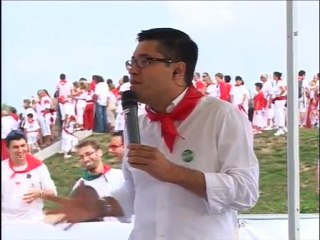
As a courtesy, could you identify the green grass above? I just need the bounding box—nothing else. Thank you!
[44,129,319,213]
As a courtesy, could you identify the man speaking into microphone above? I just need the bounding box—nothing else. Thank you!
[45,28,259,240]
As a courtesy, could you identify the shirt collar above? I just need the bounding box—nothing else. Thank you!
[166,88,188,113]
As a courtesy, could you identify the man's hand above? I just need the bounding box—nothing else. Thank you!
[44,195,124,224]
[23,189,43,204]
[127,144,177,182]
[44,195,106,224]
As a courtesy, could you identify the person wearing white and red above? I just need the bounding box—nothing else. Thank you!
[1,110,18,160]
[44,28,259,240]
[83,85,95,131]
[272,71,287,136]
[23,113,41,153]
[297,70,309,127]
[56,73,72,99]
[215,72,231,102]
[223,75,232,102]
[203,72,220,98]
[61,114,78,159]
[71,140,126,222]
[8,107,20,131]
[114,75,131,133]
[58,95,75,122]
[1,130,56,224]
[252,82,267,133]
[106,79,118,132]
[230,76,250,114]
[93,75,109,133]
[192,72,205,94]
[72,81,87,130]
[260,74,275,130]
[37,89,55,146]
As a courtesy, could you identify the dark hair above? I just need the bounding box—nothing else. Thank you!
[202,72,209,77]
[224,75,231,83]
[215,72,224,79]
[273,71,282,79]
[137,28,198,86]
[76,140,101,150]
[60,74,66,80]
[298,70,306,76]
[6,130,27,147]
[235,76,242,81]
[255,82,263,89]
[106,79,113,85]
[9,107,17,114]
[94,75,104,83]
[79,77,87,82]
[27,113,33,118]
[122,75,129,83]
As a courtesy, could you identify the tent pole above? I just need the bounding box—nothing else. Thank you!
[286,1,300,239]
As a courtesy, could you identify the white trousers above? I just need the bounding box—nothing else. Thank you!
[274,100,287,127]
[76,100,86,125]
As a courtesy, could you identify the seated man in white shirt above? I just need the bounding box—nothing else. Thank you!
[1,130,57,224]
[70,140,126,222]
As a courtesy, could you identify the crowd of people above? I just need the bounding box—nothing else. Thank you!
[1,27,319,239]
[192,70,319,136]
[2,69,319,160]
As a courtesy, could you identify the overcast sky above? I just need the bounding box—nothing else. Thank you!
[2,1,319,113]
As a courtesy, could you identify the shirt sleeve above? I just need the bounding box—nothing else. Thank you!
[203,107,259,214]
[39,165,57,196]
[109,128,135,222]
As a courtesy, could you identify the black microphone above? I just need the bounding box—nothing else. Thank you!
[121,90,141,144]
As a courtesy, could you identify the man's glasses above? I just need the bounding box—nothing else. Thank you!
[125,57,174,70]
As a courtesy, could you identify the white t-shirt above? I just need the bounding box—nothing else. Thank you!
[274,80,287,97]
[1,116,17,139]
[230,85,250,108]
[72,168,127,222]
[205,84,220,98]
[261,80,275,99]
[1,159,57,224]
[119,82,131,93]
[24,119,40,136]
[94,82,109,106]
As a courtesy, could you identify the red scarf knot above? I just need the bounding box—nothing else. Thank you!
[9,154,42,179]
[146,87,203,153]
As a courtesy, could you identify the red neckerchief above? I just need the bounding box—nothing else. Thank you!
[60,80,67,85]
[27,118,34,124]
[146,87,203,153]
[9,154,42,178]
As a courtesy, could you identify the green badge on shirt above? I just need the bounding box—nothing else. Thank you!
[182,149,194,162]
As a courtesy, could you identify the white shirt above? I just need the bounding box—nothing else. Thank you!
[261,80,275,99]
[274,80,287,97]
[72,168,126,222]
[111,93,259,240]
[56,80,72,98]
[205,84,220,98]
[24,119,40,136]
[230,85,250,108]
[119,82,131,93]
[1,116,17,139]
[1,159,57,224]
[94,82,109,106]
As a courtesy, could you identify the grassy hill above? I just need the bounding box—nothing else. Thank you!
[44,129,319,214]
